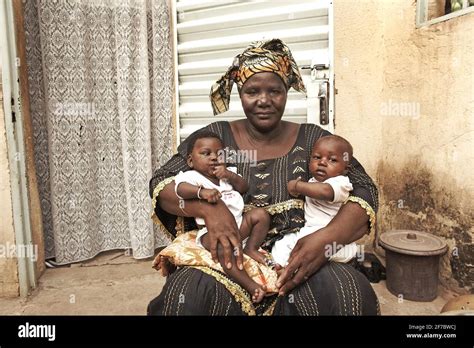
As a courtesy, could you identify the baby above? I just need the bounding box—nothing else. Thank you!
[272,135,357,266]
[174,130,270,303]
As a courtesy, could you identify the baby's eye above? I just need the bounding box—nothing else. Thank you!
[330,158,338,162]
[313,155,321,160]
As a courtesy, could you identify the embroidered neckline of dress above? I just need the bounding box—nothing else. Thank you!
[223,121,305,163]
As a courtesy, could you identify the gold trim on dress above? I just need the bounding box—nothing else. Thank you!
[191,266,256,316]
[262,297,278,316]
[345,196,376,235]
[244,199,304,215]
[151,176,176,240]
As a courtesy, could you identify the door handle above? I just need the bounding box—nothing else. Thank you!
[318,80,329,125]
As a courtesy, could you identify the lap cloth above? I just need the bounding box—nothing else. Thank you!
[147,262,380,316]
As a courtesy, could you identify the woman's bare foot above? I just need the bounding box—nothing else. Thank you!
[243,247,267,265]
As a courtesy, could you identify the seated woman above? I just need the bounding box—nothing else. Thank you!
[148,38,379,315]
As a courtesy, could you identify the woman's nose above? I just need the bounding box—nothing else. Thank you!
[257,92,269,105]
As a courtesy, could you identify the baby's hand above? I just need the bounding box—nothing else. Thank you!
[274,264,284,277]
[152,255,176,277]
[287,177,302,197]
[200,188,222,203]
[213,164,231,180]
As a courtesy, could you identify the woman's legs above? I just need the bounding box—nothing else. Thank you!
[273,261,379,315]
[147,262,378,315]
[147,267,246,315]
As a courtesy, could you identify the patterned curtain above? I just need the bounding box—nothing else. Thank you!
[23,0,174,264]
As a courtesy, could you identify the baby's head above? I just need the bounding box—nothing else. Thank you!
[186,131,224,177]
[309,135,353,182]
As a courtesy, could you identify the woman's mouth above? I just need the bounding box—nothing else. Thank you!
[255,113,273,119]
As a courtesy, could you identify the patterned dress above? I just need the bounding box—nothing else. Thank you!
[148,121,379,315]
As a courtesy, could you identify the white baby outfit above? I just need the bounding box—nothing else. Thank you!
[174,167,244,248]
[271,175,357,266]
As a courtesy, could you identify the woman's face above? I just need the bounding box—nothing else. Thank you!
[239,72,288,133]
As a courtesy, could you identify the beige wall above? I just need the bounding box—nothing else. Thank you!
[334,0,473,292]
[0,65,20,297]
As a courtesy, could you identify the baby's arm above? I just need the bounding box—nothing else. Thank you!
[176,182,221,203]
[287,178,334,201]
[213,165,249,194]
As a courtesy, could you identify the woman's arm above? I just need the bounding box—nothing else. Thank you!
[158,183,244,270]
[276,201,368,295]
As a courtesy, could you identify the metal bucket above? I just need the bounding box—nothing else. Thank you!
[379,230,447,302]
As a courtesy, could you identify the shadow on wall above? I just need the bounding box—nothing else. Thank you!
[376,157,473,293]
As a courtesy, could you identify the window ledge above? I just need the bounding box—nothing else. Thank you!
[417,6,474,28]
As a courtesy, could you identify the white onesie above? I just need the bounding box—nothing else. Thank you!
[174,167,244,248]
[271,175,357,266]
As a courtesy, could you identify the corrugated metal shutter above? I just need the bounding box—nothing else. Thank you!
[175,0,333,141]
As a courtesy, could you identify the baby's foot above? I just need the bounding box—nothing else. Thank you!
[243,248,267,265]
[251,286,266,303]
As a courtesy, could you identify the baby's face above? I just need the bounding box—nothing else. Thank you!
[309,139,349,182]
[188,137,224,178]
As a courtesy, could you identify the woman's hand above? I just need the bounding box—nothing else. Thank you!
[203,200,244,270]
[276,232,327,296]
[287,177,302,197]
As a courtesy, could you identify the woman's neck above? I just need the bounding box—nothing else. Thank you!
[244,121,286,144]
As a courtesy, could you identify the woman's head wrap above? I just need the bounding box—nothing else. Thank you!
[210,38,306,116]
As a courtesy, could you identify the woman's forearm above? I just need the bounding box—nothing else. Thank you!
[317,201,369,246]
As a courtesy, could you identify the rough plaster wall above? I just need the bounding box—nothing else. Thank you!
[0,66,20,297]
[335,0,473,293]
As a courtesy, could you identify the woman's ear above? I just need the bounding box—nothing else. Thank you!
[186,155,193,168]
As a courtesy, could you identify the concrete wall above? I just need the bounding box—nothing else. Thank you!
[0,64,20,297]
[334,0,473,293]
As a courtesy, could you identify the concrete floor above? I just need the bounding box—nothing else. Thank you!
[0,250,453,315]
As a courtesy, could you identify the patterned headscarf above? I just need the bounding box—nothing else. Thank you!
[210,38,306,116]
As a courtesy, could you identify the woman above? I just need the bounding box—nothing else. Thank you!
[148,39,379,315]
